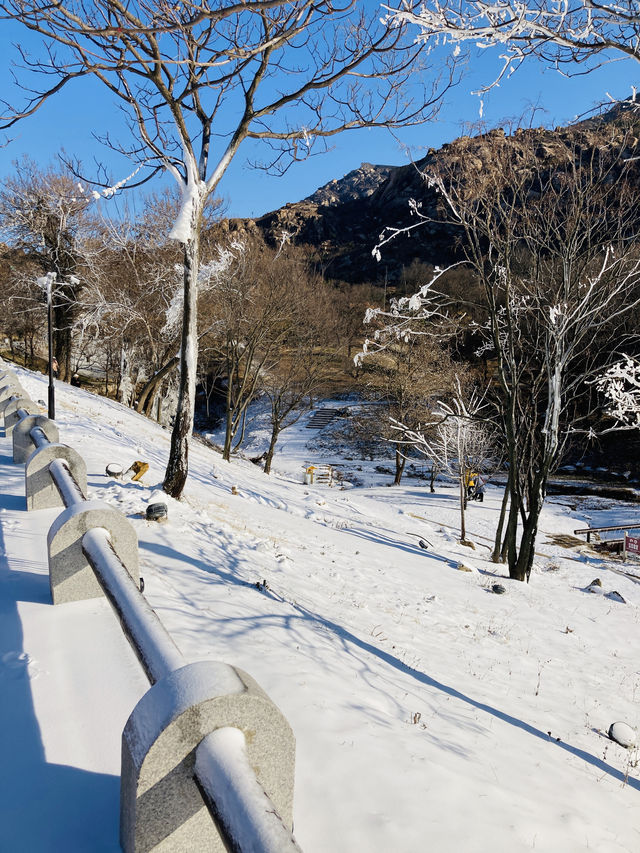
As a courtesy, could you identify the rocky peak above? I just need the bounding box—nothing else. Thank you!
[232,99,640,284]
[304,162,394,207]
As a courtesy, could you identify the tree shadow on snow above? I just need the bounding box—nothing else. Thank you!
[292,602,640,791]
[141,538,258,592]
[345,526,458,567]
[220,582,640,793]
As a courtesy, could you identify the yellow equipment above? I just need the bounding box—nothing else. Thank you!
[128,460,149,482]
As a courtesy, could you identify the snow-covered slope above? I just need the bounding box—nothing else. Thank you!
[3,366,640,852]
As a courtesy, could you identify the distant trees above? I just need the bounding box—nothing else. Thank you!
[0,158,97,380]
[261,277,338,475]
[356,331,458,485]
[1,0,455,498]
[0,253,45,368]
[197,236,338,465]
[0,157,348,465]
[75,205,183,407]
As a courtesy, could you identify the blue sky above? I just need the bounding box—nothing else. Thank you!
[0,16,637,221]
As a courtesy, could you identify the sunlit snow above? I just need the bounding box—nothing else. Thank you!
[2,365,640,851]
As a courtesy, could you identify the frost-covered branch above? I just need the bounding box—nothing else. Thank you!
[390,0,640,98]
[595,355,640,427]
[355,263,464,367]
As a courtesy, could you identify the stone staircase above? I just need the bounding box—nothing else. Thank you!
[305,409,337,429]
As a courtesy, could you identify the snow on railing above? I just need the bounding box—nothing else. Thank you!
[0,361,301,853]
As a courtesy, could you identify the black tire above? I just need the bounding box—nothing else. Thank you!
[146,502,168,521]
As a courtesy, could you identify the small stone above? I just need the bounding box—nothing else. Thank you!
[609,721,637,748]
[589,578,603,587]
[492,584,507,595]
[457,561,477,573]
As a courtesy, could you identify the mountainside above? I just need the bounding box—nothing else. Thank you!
[228,101,640,284]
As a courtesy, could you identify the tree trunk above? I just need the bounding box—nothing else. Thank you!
[233,405,249,452]
[163,233,200,498]
[136,356,179,414]
[264,426,280,475]
[514,475,546,582]
[492,474,511,562]
[505,483,520,578]
[393,448,406,485]
[223,376,234,461]
[459,473,467,542]
[53,301,73,382]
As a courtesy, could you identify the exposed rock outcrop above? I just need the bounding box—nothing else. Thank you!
[226,100,640,284]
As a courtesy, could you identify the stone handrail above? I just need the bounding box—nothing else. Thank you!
[0,362,301,853]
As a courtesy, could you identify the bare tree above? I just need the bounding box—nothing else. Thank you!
[1,0,455,497]
[198,236,327,462]
[380,127,640,581]
[74,215,180,403]
[0,254,45,367]
[261,267,339,475]
[394,380,496,544]
[77,188,223,412]
[0,157,98,380]
[357,332,458,485]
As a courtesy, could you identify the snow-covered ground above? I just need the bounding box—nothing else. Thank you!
[3,366,640,852]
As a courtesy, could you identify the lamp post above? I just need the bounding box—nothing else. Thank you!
[46,273,55,420]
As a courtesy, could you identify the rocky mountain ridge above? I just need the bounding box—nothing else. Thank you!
[226,101,640,284]
[303,162,394,207]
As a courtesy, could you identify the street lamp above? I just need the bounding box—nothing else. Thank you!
[40,272,56,420]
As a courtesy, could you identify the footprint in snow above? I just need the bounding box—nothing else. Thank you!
[1,651,38,680]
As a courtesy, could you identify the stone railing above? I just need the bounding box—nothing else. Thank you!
[0,362,302,853]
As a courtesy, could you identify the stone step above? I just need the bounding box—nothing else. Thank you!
[305,410,337,429]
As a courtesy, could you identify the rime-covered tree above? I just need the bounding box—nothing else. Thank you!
[367,126,640,581]
[393,0,640,96]
[393,380,496,544]
[0,158,96,380]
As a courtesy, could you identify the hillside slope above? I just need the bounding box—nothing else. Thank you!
[3,367,640,851]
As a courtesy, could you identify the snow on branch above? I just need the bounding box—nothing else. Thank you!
[354,263,464,367]
[388,0,640,96]
[595,355,640,427]
[389,377,495,476]
[90,163,148,200]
